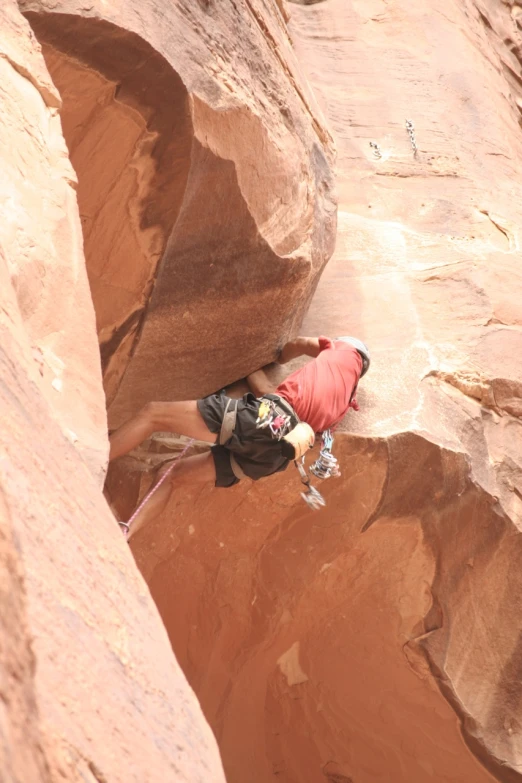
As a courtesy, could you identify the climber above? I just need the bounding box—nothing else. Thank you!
[109,335,370,537]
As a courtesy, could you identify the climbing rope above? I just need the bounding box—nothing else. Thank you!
[118,439,194,539]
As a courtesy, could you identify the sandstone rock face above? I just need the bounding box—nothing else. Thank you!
[1,2,227,780]
[288,1,522,775]
[21,0,336,427]
[107,1,522,782]
[6,0,522,779]
[1,0,107,482]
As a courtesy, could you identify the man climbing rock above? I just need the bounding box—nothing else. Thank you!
[109,336,370,537]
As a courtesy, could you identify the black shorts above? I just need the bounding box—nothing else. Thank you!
[197,393,293,488]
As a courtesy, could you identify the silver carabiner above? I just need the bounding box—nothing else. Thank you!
[310,450,341,479]
[295,458,326,510]
[301,486,326,510]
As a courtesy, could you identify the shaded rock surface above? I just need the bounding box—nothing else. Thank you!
[0,2,228,780]
[0,0,106,482]
[107,1,522,782]
[22,0,336,426]
[4,0,522,780]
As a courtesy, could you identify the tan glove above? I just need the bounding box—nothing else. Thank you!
[282,422,315,459]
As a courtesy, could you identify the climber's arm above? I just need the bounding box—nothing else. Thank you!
[276,336,332,364]
[247,336,333,396]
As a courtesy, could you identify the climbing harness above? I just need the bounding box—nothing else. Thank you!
[217,398,248,481]
[257,395,315,458]
[256,395,325,508]
[405,119,418,155]
[256,396,297,442]
[258,406,292,440]
[369,141,382,160]
[118,439,194,540]
[256,397,291,439]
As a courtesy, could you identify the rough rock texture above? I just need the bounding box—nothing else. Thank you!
[21,0,336,426]
[1,2,227,780]
[106,1,522,782]
[290,0,522,525]
[286,1,522,775]
[0,0,107,481]
[6,0,522,780]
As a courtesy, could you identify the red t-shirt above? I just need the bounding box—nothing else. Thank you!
[276,337,362,432]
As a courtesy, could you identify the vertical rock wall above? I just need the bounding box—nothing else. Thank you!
[111,1,522,782]
[7,0,522,781]
[1,1,107,482]
[1,2,239,780]
[22,0,336,425]
[2,0,337,780]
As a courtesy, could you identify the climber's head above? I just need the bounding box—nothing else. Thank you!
[335,336,370,377]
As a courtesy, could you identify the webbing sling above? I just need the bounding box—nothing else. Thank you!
[218,399,247,481]
[219,398,239,445]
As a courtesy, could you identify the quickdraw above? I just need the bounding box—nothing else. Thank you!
[405,119,418,155]
[369,122,419,162]
[369,141,382,160]
[295,429,341,510]
[295,457,326,510]
[310,429,341,479]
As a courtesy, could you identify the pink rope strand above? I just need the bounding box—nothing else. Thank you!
[119,439,194,538]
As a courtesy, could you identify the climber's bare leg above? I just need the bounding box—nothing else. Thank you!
[109,401,215,461]
[127,451,216,540]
